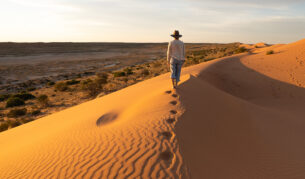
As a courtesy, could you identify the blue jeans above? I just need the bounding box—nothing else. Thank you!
[170,58,184,82]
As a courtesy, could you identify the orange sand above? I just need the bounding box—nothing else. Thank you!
[0,39,304,178]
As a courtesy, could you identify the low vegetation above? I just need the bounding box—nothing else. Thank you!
[37,95,49,107]
[0,94,10,102]
[54,82,69,92]
[13,92,35,101]
[234,47,248,54]
[0,122,9,132]
[6,97,25,108]
[0,43,240,133]
[113,71,126,77]
[7,108,27,118]
[66,79,80,85]
[31,109,41,116]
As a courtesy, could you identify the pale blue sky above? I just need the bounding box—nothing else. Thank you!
[1,0,305,43]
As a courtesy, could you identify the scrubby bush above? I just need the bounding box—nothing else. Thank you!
[266,50,274,55]
[235,47,247,54]
[0,94,11,102]
[6,97,25,108]
[20,117,34,124]
[95,72,108,86]
[0,122,9,132]
[113,71,126,77]
[66,79,80,85]
[47,81,55,86]
[8,120,21,128]
[27,87,36,91]
[81,79,102,97]
[97,72,109,79]
[141,69,150,76]
[54,82,69,91]
[37,95,49,107]
[124,68,133,75]
[31,109,41,116]
[13,92,35,101]
[7,108,27,118]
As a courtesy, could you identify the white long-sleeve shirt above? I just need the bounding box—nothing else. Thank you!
[167,39,185,63]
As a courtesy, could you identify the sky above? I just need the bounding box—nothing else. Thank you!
[0,0,305,43]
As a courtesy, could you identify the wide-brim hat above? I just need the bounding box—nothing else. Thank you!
[171,30,182,37]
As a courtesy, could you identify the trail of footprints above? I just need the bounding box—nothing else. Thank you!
[159,90,179,165]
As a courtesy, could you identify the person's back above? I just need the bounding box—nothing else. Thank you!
[167,39,185,62]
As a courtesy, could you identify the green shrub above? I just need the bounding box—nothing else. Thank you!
[235,47,247,54]
[8,120,21,128]
[66,79,80,85]
[266,50,274,55]
[27,87,36,91]
[113,71,126,77]
[97,72,109,79]
[95,77,107,86]
[142,69,150,76]
[13,92,35,101]
[0,94,11,102]
[54,82,69,91]
[124,68,133,75]
[37,95,49,107]
[0,122,9,132]
[81,79,102,97]
[31,109,41,116]
[7,108,27,118]
[6,97,25,108]
[20,117,34,123]
[47,81,55,86]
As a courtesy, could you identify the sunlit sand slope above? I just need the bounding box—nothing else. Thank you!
[0,73,189,178]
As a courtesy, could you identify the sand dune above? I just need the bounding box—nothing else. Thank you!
[176,39,305,178]
[0,39,304,178]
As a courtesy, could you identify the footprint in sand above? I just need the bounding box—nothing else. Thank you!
[165,90,172,94]
[170,110,177,114]
[161,131,172,140]
[172,94,178,98]
[160,151,173,161]
[96,113,118,126]
[166,117,175,124]
[169,101,177,105]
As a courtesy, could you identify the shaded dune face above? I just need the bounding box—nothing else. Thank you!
[175,40,305,178]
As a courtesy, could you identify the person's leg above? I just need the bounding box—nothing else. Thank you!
[170,61,177,88]
[176,61,183,85]
[174,63,179,87]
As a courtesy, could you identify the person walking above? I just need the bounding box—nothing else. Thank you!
[167,30,186,89]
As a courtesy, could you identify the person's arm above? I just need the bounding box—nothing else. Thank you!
[167,41,172,64]
[183,42,186,61]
